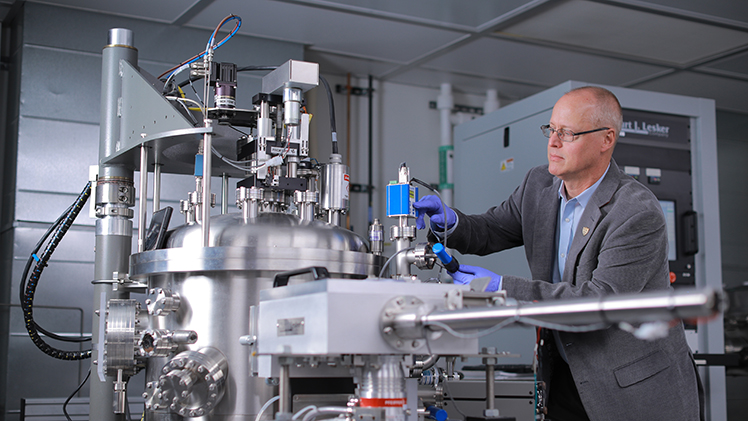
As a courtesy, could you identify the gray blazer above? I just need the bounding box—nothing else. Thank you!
[444,160,703,421]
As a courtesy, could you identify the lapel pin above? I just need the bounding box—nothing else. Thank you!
[582,227,590,236]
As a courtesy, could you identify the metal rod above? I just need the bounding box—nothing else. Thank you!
[346,72,351,230]
[153,163,161,212]
[279,362,291,414]
[138,144,148,252]
[423,288,721,333]
[367,75,373,225]
[201,119,212,247]
[390,289,721,340]
[485,363,495,410]
[221,173,229,214]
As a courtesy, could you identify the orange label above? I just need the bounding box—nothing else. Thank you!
[359,398,406,408]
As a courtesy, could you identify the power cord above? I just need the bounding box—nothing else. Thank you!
[63,368,91,421]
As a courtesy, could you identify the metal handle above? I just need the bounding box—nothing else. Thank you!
[273,266,330,287]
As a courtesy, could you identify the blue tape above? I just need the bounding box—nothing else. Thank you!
[32,253,40,262]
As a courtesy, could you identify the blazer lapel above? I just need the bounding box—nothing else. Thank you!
[532,177,562,282]
[562,160,621,283]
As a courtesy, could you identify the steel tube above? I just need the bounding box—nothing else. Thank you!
[138,144,148,252]
[201,119,212,247]
[279,363,291,413]
[91,28,137,421]
[222,173,229,214]
[396,289,721,338]
[153,163,161,212]
[485,364,495,410]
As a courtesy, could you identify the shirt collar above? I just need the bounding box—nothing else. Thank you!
[558,163,611,206]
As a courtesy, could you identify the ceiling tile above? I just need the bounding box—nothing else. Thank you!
[31,0,200,23]
[633,0,748,26]
[499,0,748,65]
[187,0,465,63]
[306,0,536,29]
[633,71,748,113]
[698,50,748,78]
[385,67,544,101]
[304,50,400,78]
[422,37,670,88]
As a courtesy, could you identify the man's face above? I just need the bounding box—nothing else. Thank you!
[546,92,608,185]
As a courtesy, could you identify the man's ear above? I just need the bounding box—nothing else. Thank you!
[601,128,616,153]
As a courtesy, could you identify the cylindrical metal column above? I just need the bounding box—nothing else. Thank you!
[90,28,137,421]
[201,119,213,247]
[138,144,148,252]
[153,163,161,212]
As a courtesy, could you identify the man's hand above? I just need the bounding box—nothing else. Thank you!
[450,264,502,292]
[413,195,457,230]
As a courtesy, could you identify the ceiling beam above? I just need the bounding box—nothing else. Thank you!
[593,0,748,32]
[172,0,217,26]
[377,0,560,80]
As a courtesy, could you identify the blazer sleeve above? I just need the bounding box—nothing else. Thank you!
[502,183,670,302]
[434,168,542,256]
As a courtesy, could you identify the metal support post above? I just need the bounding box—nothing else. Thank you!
[153,163,161,212]
[201,119,212,247]
[90,28,137,421]
[138,144,148,252]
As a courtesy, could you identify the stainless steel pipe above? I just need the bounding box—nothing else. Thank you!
[391,288,721,339]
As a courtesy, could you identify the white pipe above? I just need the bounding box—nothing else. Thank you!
[484,89,500,114]
[437,83,454,207]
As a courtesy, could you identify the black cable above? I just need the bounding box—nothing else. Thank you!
[125,381,132,421]
[318,75,338,154]
[19,199,91,343]
[237,65,278,72]
[22,182,93,359]
[63,368,91,421]
[410,177,449,251]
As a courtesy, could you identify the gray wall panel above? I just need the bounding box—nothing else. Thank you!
[16,116,98,194]
[717,136,748,289]
[20,45,102,124]
[7,335,87,417]
[15,191,95,225]
[13,226,95,268]
[11,259,94,329]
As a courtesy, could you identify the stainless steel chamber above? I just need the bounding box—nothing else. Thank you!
[129,213,383,420]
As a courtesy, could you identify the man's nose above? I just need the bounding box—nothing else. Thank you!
[548,131,563,147]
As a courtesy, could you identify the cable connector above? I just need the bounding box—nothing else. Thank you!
[266,155,285,167]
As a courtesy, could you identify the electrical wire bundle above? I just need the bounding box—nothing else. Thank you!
[158,14,242,82]
[20,182,93,360]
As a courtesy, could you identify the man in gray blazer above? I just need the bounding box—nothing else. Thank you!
[415,87,703,420]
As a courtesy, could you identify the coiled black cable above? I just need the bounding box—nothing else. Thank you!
[21,182,93,360]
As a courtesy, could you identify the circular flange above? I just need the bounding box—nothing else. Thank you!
[380,295,427,352]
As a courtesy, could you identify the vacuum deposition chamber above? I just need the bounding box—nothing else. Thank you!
[17,20,723,421]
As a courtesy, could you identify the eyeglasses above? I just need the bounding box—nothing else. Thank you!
[540,124,609,142]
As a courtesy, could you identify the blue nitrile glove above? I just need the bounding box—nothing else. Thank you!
[450,264,502,292]
[413,195,457,230]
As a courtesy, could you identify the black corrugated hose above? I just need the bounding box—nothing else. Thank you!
[21,181,93,360]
